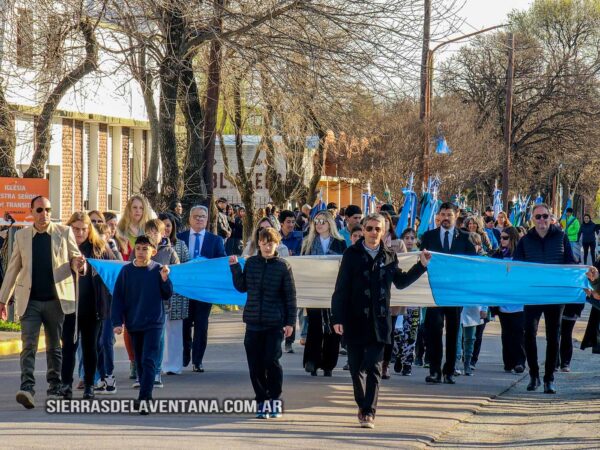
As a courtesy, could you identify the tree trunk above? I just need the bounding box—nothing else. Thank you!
[202,4,224,233]
[24,19,98,178]
[306,107,326,206]
[180,55,206,213]
[0,84,17,177]
[157,55,181,208]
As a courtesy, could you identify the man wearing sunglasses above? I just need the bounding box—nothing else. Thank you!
[419,202,476,385]
[332,213,431,428]
[513,203,576,394]
[0,196,86,409]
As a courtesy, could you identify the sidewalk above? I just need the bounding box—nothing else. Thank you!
[0,329,45,356]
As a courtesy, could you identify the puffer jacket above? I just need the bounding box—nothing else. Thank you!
[512,224,575,265]
[230,253,297,328]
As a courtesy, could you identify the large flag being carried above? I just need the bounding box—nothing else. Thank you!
[89,253,589,308]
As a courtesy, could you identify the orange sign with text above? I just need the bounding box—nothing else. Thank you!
[0,177,49,222]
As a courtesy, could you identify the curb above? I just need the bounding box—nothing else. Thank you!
[0,335,45,357]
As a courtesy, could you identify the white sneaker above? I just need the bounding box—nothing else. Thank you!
[132,379,140,389]
[104,375,117,394]
[153,374,164,388]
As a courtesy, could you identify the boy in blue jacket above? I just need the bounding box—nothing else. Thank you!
[112,235,173,412]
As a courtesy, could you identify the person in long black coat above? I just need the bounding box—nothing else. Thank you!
[331,213,430,429]
[419,202,476,385]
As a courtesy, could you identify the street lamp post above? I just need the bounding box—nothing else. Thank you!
[421,25,506,185]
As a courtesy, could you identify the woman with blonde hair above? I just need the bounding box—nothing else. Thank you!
[495,211,512,232]
[301,211,347,376]
[464,216,492,253]
[62,212,115,400]
[117,194,152,260]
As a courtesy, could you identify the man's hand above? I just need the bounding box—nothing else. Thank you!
[71,255,86,274]
[283,326,293,338]
[586,266,599,282]
[229,255,238,265]
[113,326,123,335]
[419,250,432,267]
[585,288,600,300]
[160,265,170,282]
[333,324,343,335]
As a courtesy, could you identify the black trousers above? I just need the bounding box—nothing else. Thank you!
[471,321,487,365]
[347,342,385,416]
[415,320,427,363]
[61,313,101,387]
[583,242,596,265]
[303,308,340,371]
[424,307,461,376]
[497,311,526,370]
[244,328,284,403]
[524,304,564,382]
[182,301,212,366]
[559,318,577,368]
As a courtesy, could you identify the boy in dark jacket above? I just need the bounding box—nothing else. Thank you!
[112,236,173,413]
[229,227,297,419]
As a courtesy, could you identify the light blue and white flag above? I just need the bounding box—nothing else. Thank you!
[89,253,589,308]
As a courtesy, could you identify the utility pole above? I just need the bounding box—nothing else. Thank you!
[502,32,514,212]
[419,0,431,187]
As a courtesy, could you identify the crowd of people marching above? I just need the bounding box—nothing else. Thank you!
[0,194,599,428]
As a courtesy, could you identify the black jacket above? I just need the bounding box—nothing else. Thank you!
[512,224,575,265]
[78,241,116,320]
[419,227,476,255]
[331,238,426,345]
[230,254,297,328]
[578,221,600,244]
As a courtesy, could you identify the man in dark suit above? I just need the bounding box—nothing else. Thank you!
[419,202,476,384]
[178,205,226,373]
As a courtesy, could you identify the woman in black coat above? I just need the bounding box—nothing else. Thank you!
[63,212,115,400]
[301,211,347,376]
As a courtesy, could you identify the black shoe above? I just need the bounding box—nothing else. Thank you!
[323,370,333,377]
[514,365,525,374]
[192,364,204,373]
[543,381,557,394]
[305,361,316,374]
[443,374,456,384]
[343,363,350,371]
[393,360,402,373]
[183,356,190,368]
[310,370,318,376]
[414,357,424,367]
[284,342,294,354]
[46,385,63,399]
[527,376,541,391]
[83,385,95,400]
[401,365,412,376]
[62,385,73,400]
[425,373,442,384]
[339,348,347,356]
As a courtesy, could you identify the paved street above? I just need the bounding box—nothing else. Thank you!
[0,310,598,449]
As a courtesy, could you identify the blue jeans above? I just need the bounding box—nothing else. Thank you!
[155,323,166,375]
[130,328,162,401]
[97,318,115,378]
[462,326,477,362]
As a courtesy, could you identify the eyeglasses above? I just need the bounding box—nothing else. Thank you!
[35,207,51,214]
[314,219,327,225]
[534,214,549,220]
[500,236,509,240]
[192,215,208,220]
[365,226,382,233]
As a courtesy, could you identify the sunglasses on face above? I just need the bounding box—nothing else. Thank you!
[365,226,382,233]
[314,219,327,225]
[35,207,51,214]
[500,236,509,240]
[534,214,549,220]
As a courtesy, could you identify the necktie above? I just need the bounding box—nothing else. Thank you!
[194,233,201,258]
[443,230,450,253]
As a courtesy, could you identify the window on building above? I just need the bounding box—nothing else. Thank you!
[16,8,34,68]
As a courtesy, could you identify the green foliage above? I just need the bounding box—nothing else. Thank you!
[0,320,21,332]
